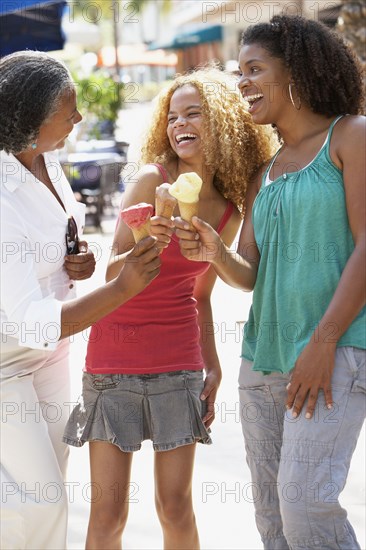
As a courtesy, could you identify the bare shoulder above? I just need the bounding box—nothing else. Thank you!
[122,163,165,206]
[334,114,365,137]
[135,164,166,186]
[332,115,366,159]
[138,164,166,179]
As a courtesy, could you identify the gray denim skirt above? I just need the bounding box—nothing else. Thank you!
[63,370,212,452]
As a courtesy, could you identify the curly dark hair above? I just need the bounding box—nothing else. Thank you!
[0,51,74,154]
[241,15,364,117]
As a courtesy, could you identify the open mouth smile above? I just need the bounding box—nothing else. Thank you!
[244,93,264,111]
[175,133,198,145]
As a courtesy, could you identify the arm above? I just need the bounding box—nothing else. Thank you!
[106,165,174,282]
[60,238,160,338]
[194,267,221,428]
[287,116,366,418]
[0,201,160,348]
[174,174,261,291]
[194,208,242,427]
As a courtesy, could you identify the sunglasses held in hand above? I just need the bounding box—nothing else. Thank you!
[65,216,80,255]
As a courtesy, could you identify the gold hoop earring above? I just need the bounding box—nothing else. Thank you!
[289,83,301,110]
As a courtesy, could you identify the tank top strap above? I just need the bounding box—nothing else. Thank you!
[262,147,283,187]
[217,201,234,234]
[148,163,169,181]
[324,115,345,152]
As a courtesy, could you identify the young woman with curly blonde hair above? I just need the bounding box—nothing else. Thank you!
[64,66,273,549]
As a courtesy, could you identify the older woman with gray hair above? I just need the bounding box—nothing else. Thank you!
[0,50,160,549]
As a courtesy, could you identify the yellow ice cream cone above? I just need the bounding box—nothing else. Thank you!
[178,200,199,228]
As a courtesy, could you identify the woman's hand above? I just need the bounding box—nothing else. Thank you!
[286,339,336,419]
[64,241,96,280]
[174,216,222,263]
[201,368,222,428]
[115,236,161,298]
[150,215,175,252]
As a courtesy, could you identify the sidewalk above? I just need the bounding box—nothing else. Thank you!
[66,221,365,550]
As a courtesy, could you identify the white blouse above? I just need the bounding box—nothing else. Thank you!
[0,150,85,372]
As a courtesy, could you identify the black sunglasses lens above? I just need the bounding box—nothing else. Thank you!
[66,216,79,254]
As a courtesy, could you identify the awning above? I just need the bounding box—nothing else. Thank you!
[0,0,63,15]
[0,1,66,56]
[149,24,223,51]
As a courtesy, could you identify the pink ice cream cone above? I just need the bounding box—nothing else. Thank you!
[120,202,154,243]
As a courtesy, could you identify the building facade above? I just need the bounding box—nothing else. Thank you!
[149,0,342,72]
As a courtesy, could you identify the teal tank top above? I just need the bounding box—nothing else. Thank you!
[241,116,366,373]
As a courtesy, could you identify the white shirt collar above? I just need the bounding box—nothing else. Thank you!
[0,149,54,193]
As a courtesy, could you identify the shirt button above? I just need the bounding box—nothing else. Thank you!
[283,174,287,180]
[69,283,74,289]
[43,342,48,348]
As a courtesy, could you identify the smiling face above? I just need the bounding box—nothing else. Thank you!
[167,85,204,163]
[36,88,82,152]
[238,43,292,126]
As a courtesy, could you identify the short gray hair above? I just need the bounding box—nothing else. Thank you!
[0,51,74,154]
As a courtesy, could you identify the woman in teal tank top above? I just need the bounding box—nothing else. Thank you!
[175,15,365,550]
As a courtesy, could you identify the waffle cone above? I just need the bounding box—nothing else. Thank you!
[178,200,199,228]
[131,221,151,243]
[155,196,176,219]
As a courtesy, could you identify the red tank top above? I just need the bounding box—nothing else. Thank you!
[85,165,234,375]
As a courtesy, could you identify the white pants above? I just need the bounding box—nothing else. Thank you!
[0,340,70,549]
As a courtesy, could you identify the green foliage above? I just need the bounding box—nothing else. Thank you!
[73,71,123,137]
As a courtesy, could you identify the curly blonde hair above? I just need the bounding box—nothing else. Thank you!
[140,66,274,213]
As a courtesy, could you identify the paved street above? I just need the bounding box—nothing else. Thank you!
[66,104,365,549]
